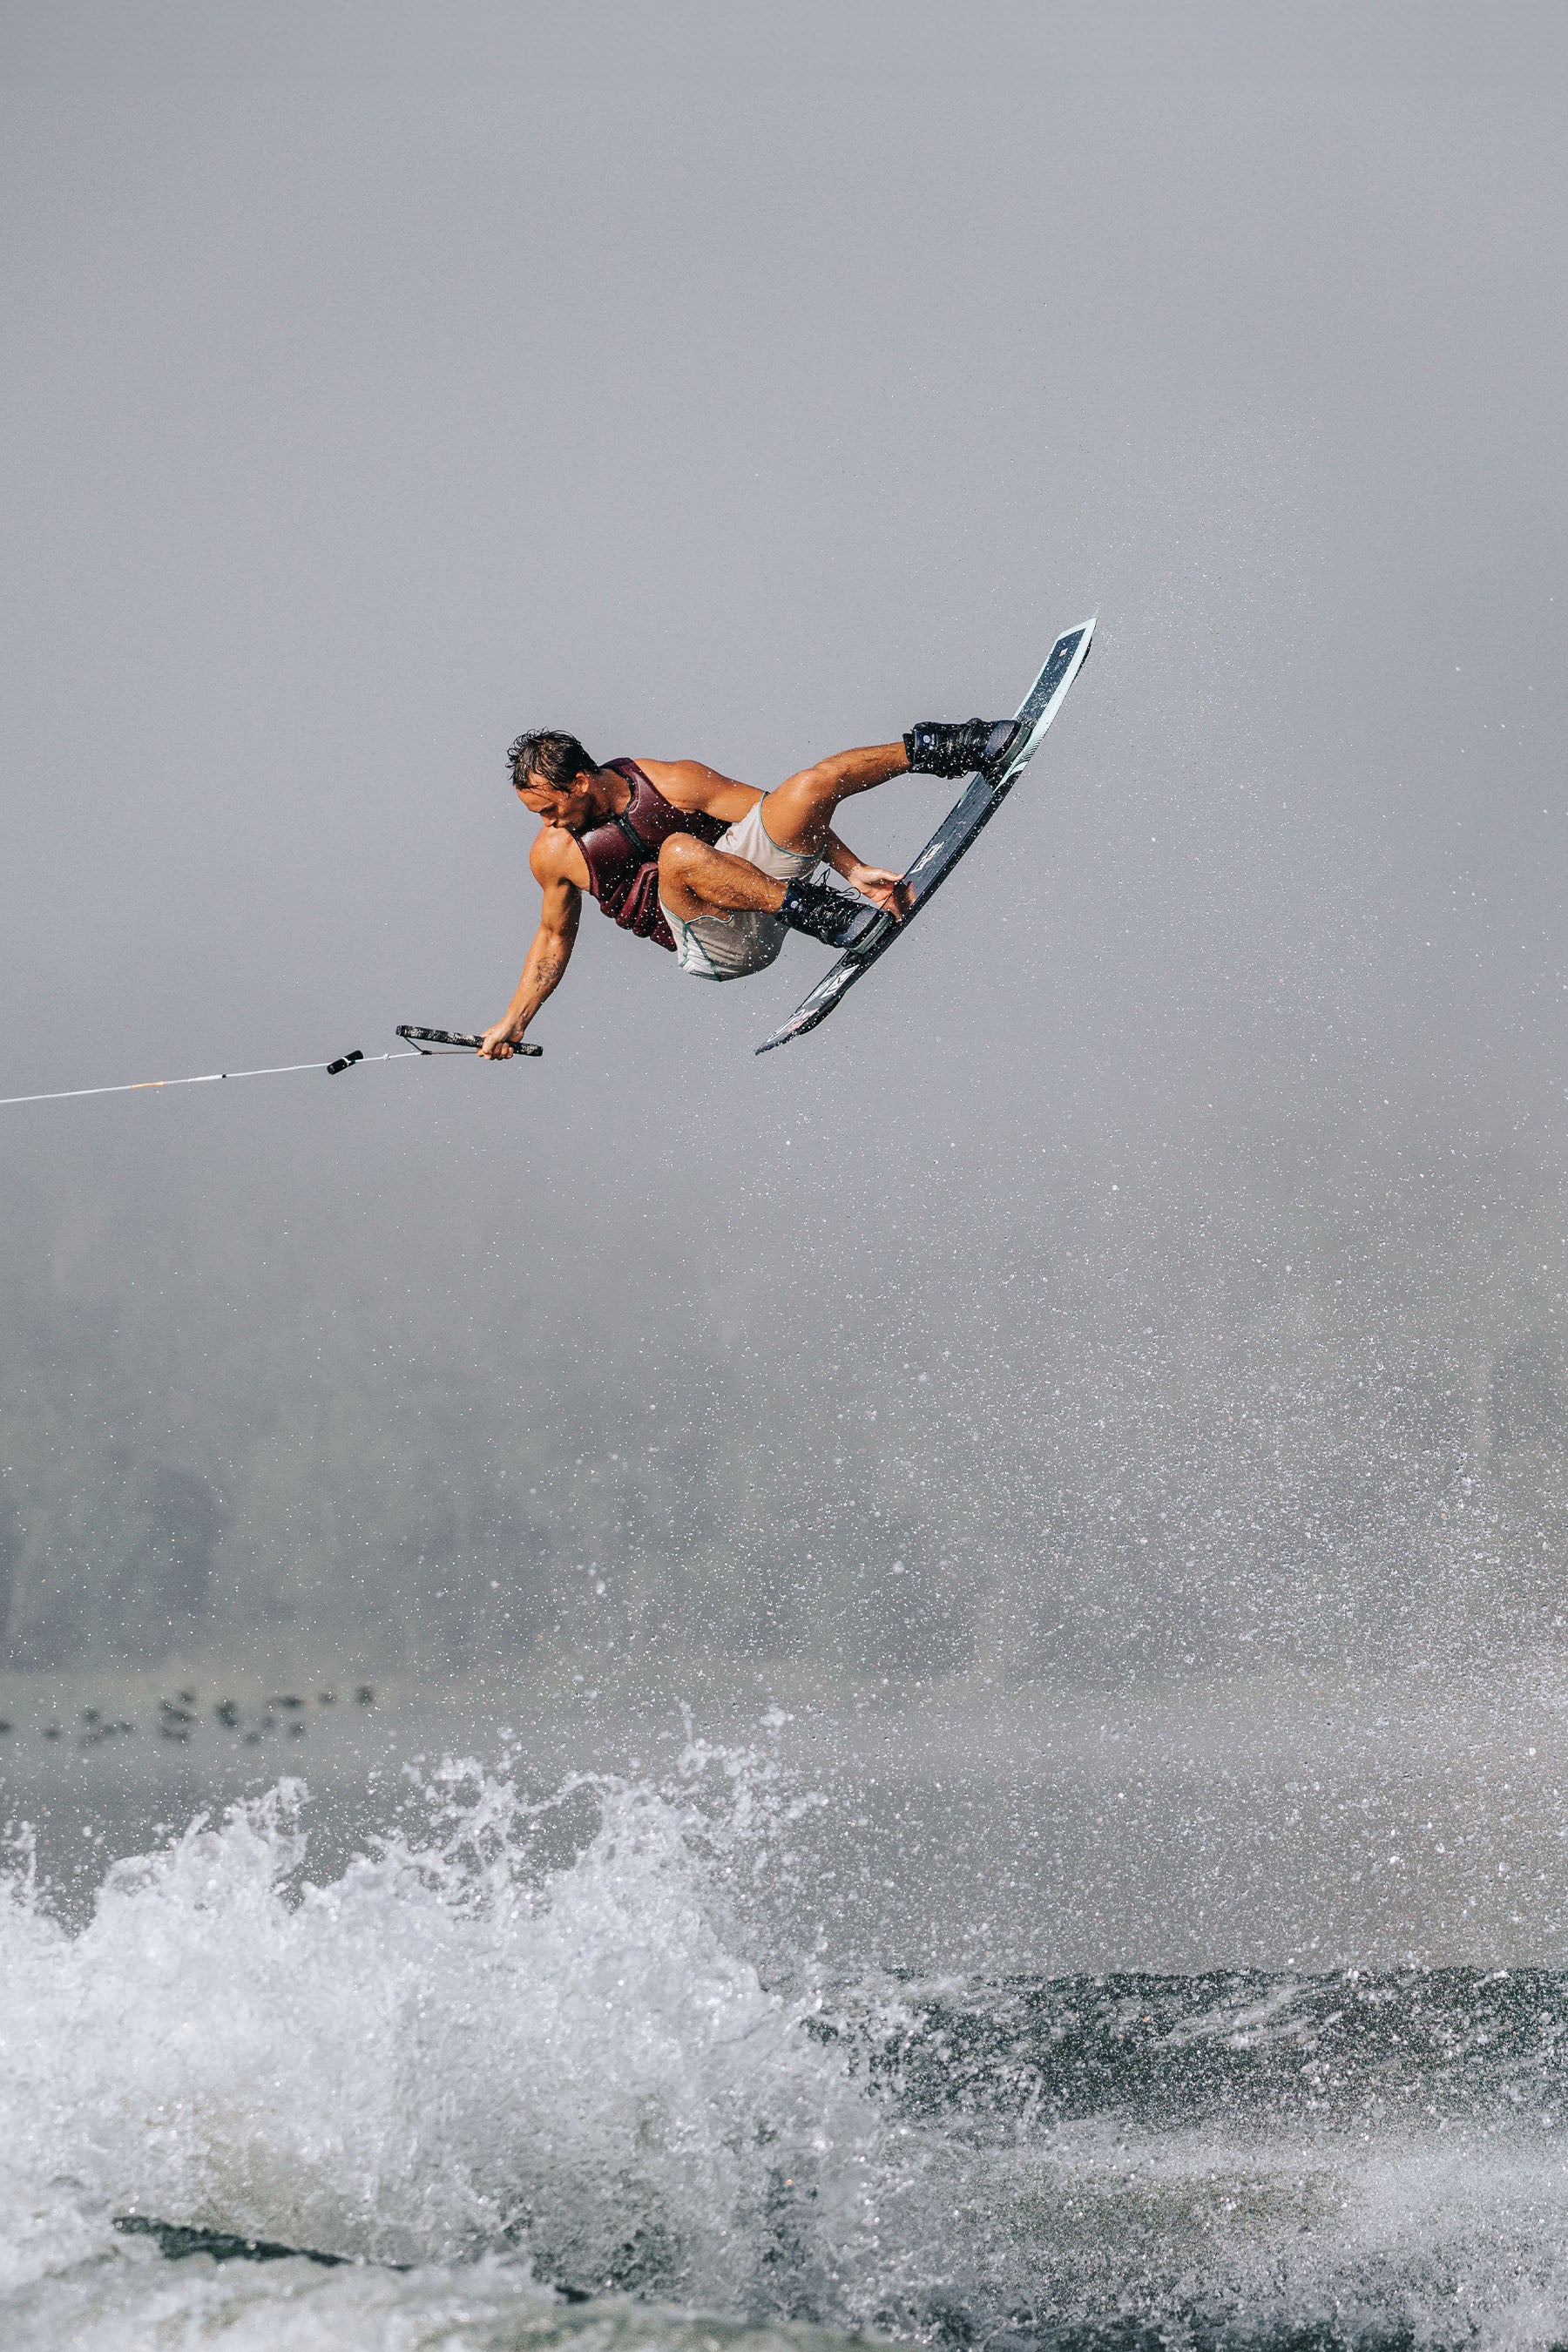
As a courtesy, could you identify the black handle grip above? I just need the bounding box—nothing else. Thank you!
[395,1026,544,1058]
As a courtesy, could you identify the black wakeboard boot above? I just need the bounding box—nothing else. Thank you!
[779,878,885,951]
[902,717,1022,779]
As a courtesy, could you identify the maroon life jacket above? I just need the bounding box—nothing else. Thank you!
[574,759,727,953]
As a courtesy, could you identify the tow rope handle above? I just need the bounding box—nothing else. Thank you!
[393,1025,544,1058]
[324,1030,544,1076]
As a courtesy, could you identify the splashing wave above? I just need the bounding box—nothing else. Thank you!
[6,1733,1568,2352]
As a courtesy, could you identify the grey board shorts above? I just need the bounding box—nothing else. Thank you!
[659,800,818,982]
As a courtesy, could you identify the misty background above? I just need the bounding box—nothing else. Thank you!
[2,0,1565,1698]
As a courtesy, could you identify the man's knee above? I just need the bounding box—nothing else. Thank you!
[659,834,701,882]
[780,758,839,803]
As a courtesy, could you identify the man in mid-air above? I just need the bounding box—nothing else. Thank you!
[478,713,1019,1055]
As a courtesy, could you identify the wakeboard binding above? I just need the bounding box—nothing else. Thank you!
[779,878,885,951]
[902,718,1022,779]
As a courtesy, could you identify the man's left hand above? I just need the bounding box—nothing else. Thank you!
[845,862,913,919]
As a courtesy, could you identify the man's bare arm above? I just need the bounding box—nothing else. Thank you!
[479,836,582,1058]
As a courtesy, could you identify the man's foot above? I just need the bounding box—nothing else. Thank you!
[779,878,884,950]
[902,718,1021,779]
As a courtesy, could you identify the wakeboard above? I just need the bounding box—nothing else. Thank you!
[754,616,1095,1054]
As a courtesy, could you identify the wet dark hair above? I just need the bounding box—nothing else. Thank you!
[506,729,597,792]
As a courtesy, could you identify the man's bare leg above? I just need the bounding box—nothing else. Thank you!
[657,740,909,923]
[658,835,792,922]
[757,740,909,858]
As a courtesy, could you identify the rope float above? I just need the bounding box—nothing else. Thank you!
[0,1027,541,1112]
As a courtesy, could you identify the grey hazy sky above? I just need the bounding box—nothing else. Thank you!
[2,3,1565,1666]
[3,1,1563,1121]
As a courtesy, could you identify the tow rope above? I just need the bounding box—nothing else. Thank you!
[0,1026,541,1111]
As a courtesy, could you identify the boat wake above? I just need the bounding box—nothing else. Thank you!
[4,1729,1568,2351]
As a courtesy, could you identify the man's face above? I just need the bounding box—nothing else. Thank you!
[516,767,598,830]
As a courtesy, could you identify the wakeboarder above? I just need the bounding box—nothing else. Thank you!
[478,718,1019,1054]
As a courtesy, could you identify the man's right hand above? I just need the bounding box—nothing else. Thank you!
[478,1023,521,1059]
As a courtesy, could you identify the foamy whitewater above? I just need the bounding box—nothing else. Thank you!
[4,1730,1568,2352]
